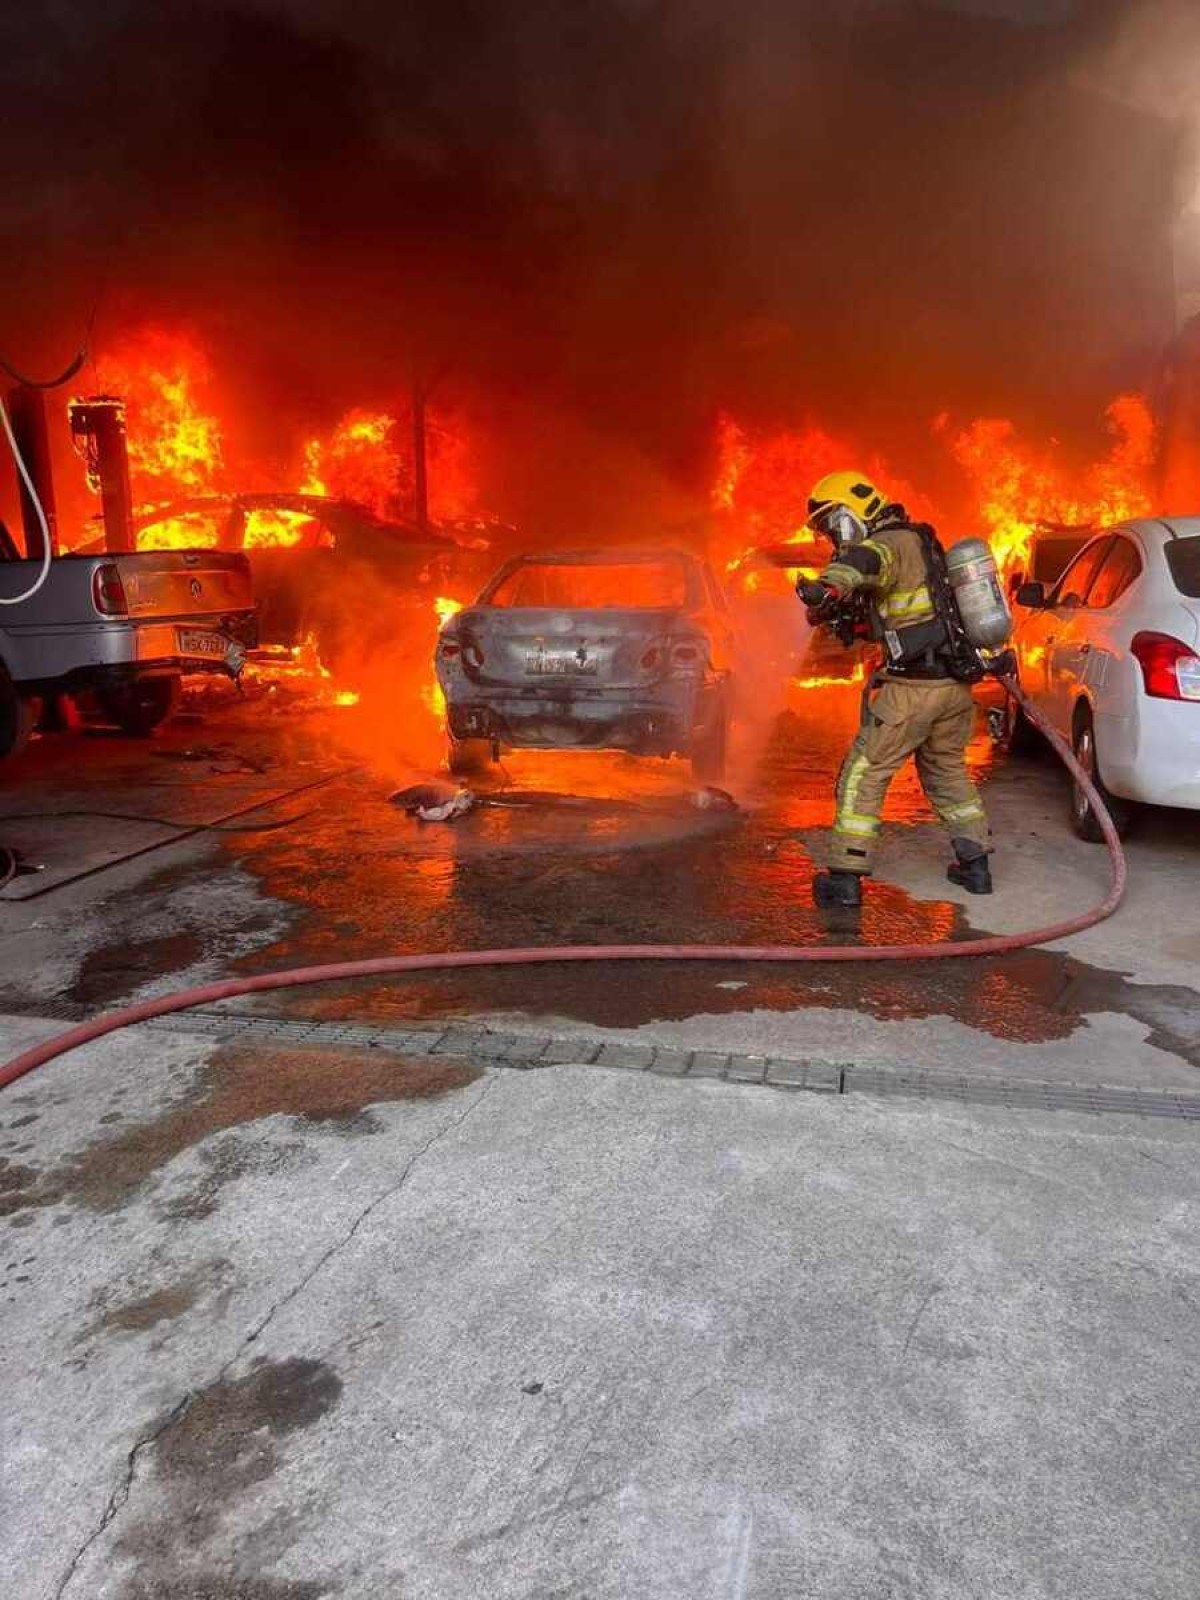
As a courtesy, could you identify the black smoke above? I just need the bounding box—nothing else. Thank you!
[0,0,1181,521]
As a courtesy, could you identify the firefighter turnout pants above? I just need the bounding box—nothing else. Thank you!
[828,677,989,873]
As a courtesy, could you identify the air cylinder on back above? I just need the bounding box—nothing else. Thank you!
[945,537,1012,649]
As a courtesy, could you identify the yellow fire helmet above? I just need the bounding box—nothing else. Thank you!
[807,470,889,548]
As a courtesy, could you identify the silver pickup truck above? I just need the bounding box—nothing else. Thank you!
[0,539,257,759]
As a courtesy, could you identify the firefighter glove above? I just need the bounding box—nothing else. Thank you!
[797,577,840,626]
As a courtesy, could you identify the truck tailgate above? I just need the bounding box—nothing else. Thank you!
[114,550,253,618]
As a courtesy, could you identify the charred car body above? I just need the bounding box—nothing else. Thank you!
[435,548,734,777]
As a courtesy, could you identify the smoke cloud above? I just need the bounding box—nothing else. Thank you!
[0,0,1186,521]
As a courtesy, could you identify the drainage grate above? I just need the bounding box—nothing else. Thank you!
[123,1006,1200,1122]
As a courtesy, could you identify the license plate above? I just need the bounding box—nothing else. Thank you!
[525,650,598,676]
[177,629,229,660]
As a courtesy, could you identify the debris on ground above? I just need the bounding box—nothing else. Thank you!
[389,780,740,824]
[691,785,739,812]
[389,782,478,822]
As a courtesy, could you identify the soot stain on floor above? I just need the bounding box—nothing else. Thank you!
[74,1257,235,1356]
[0,1043,482,1221]
[115,1356,343,1597]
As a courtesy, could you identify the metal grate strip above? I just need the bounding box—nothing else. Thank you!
[115,1006,1200,1122]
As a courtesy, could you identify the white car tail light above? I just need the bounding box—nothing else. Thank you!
[91,562,128,617]
[1131,631,1200,701]
[670,639,705,673]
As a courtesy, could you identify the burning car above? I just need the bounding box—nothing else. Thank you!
[434,548,734,778]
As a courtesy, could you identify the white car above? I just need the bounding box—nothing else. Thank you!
[1002,518,1200,838]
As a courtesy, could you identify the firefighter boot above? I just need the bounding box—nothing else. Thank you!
[812,869,864,908]
[947,838,993,895]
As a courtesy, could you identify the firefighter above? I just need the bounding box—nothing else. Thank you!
[797,470,992,908]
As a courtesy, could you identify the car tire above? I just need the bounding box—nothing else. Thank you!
[690,693,728,783]
[99,676,181,737]
[447,736,492,776]
[1070,705,1134,843]
[0,667,35,761]
[998,681,1040,756]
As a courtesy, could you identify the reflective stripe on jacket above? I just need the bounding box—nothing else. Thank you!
[821,525,937,629]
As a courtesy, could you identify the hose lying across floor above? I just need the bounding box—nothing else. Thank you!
[0,679,1125,1093]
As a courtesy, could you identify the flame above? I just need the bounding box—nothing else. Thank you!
[423,595,467,719]
[712,413,752,514]
[715,416,932,589]
[717,394,1158,596]
[301,410,400,516]
[85,327,485,555]
[300,404,480,524]
[244,632,359,706]
[89,329,224,551]
[243,508,322,549]
[792,664,867,691]
[94,328,223,499]
[951,392,1156,579]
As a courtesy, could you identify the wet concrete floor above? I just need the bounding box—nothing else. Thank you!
[2,683,1199,1078]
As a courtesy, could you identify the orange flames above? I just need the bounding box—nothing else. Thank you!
[89,327,225,550]
[85,326,484,554]
[714,412,932,559]
[300,404,478,524]
[949,392,1156,579]
[244,633,360,707]
[717,399,1158,697]
[792,664,867,692]
[301,410,401,517]
[94,327,224,498]
[717,393,1158,593]
[422,596,465,719]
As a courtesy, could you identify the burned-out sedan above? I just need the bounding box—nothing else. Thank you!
[435,548,734,778]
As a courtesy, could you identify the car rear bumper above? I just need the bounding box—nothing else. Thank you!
[10,611,258,694]
[445,682,708,755]
[1098,700,1200,809]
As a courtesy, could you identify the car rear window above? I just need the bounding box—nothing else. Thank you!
[1030,536,1088,585]
[489,560,689,609]
[1165,536,1200,598]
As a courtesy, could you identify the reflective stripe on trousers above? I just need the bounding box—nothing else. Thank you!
[828,676,989,873]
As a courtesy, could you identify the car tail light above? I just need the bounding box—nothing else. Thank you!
[438,638,461,658]
[670,640,704,670]
[91,562,128,617]
[1131,631,1200,702]
[641,646,661,669]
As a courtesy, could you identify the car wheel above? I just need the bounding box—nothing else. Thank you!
[0,667,35,761]
[998,681,1040,756]
[690,694,728,783]
[1070,706,1134,843]
[99,676,181,737]
[447,736,492,777]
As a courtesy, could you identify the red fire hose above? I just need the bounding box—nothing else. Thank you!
[0,681,1125,1094]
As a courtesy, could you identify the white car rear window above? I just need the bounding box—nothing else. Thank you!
[1165,537,1200,599]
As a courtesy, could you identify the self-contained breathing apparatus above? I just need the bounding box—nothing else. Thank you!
[801,522,1014,684]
